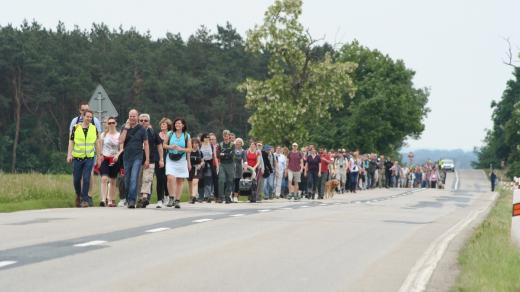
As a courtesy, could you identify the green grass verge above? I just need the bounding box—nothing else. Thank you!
[454,186,520,291]
[0,172,195,212]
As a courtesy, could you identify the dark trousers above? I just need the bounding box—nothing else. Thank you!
[155,163,168,202]
[385,172,392,188]
[212,164,219,199]
[349,172,359,192]
[218,163,234,202]
[307,170,319,198]
[72,158,94,202]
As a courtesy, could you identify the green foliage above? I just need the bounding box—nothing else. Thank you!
[474,68,520,177]
[310,41,429,154]
[240,0,356,145]
[0,10,429,173]
[0,21,266,173]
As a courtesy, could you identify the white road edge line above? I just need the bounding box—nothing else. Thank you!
[230,214,245,217]
[0,261,17,268]
[300,205,310,208]
[193,218,214,223]
[398,207,487,292]
[319,203,327,206]
[74,240,107,247]
[258,209,271,212]
[146,227,170,233]
[453,171,460,191]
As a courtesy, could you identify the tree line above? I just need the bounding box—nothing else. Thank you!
[474,66,520,177]
[0,6,429,173]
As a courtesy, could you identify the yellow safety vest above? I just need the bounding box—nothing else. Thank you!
[72,124,97,158]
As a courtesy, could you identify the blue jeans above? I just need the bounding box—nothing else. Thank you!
[124,159,142,203]
[263,173,275,199]
[72,158,94,202]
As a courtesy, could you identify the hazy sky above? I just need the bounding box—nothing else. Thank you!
[2,0,519,150]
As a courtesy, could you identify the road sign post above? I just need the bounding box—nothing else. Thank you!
[88,84,118,124]
[88,84,118,205]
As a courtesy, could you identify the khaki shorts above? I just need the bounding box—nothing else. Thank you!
[140,163,155,195]
[288,170,301,184]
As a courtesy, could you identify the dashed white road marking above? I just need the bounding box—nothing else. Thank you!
[74,240,107,247]
[300,205,310,208]
[258,209,271,212]
[280,207,293,210]
[193,218,214,223]
[319,203,327,206]
[230,214,245,217]
[0,261,17,268]
[146,227,170,233]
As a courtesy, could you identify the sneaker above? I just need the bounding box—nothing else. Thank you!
[136,197,144,208]
[87,197,94,207]
[99,201,106,207]
[80,201,89,208]
[167,197,175,207]
[190,197,196,204]
[174,200,181,209]
[163,197,170,206]
[117,199,127,207]
[127,201,136,208]
[156,200,163,208]
[138,197,149,208]
[75,196,81,208]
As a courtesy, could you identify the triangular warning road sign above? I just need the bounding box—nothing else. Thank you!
[88,84,118,121]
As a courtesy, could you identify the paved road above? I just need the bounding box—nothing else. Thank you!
[0,170,496,292]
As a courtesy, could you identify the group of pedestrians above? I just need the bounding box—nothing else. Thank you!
[67,104,447,209]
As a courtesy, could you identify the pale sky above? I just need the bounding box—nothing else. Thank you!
[2,0,519,150]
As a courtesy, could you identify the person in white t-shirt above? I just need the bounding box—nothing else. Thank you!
[274,146,287,198]
[98,117,121,207]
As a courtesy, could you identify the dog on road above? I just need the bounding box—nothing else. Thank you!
[324,179,340,199]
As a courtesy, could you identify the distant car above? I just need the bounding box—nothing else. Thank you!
[441,159,455,172]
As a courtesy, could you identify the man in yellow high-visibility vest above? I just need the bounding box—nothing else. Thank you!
[67,110,100,208]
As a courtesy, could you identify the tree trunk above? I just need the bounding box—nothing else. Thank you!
[11,66,22,173]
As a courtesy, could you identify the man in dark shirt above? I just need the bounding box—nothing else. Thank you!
[137,113,164,208]
[490,170,497,192]
[217,130,234,204]
[118,109,149,208]
[384,158,393,188]
[261,145,275,200]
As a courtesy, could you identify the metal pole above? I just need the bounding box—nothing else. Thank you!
[98,91,103,205]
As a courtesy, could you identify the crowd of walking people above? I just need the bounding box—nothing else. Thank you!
[67,103,448,209]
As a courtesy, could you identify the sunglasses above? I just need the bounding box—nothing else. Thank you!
[108,122,116,125]
[139,119,149,122]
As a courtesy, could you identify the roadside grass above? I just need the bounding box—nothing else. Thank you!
[454,186,520,291]
[0,173,192,212]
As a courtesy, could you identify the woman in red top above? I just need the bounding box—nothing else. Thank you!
[246,142,261,170]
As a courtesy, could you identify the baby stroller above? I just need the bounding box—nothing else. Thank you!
[239,167,257,203]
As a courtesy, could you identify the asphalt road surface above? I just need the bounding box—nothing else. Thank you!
[0,170,496,292]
